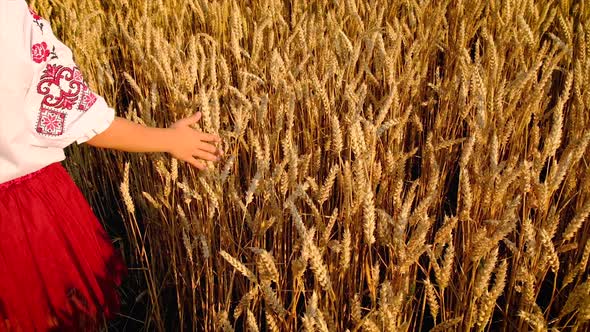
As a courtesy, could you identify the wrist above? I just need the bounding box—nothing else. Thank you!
[158,127,178,154]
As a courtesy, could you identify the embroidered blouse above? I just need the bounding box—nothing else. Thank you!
[0,0,115,184]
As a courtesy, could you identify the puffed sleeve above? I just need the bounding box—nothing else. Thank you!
[24,5,115,149]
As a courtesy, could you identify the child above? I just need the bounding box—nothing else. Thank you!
[0,1,223,330]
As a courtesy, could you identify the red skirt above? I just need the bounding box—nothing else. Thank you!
[0,163,126,331]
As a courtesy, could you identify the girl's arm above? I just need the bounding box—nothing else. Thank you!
[87,112,222,170]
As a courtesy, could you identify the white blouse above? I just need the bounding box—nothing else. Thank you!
[0,0,115,184]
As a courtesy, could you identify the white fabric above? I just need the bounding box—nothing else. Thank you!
[0,0,115,184]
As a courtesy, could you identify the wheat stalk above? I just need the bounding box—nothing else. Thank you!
[220,250,257,283]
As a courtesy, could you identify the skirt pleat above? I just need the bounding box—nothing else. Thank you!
[0,163,126,331]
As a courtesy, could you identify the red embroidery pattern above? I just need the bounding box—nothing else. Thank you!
[36,65,96,111]
[31,42,50,63]
[28,7,44,32]
[37,65,83,110]
[79,86,98,111]
[36,108,66,136]
[28,7,41,20]
[35,65,97,136]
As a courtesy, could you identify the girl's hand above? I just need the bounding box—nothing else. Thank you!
[168,112,223,170]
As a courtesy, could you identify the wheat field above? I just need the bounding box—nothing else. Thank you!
[29,0,590,331]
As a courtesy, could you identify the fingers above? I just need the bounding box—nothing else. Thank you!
[197,141,220,155]
[188,112,202,124]
[186,157,207,170]
[197,132,222,143]
[193,149,220,162]
[176,112,202,126]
